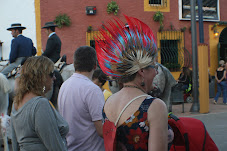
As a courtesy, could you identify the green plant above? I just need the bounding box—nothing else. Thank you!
[159,25,164,32]
[180,27,187,32]
[87,25,93,32]
[54,14,71,28]
[153,11,164,25]
[212,23,218,30]
[107,1,119,15]
[170,23,175,31]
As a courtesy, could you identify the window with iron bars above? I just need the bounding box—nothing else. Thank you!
[158,31,192,71]
[149,0,167,7]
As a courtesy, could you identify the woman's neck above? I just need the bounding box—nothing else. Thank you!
[123,83,146,94]
[15,92,37,110]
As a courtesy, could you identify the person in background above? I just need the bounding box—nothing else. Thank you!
[214,60,227,104]
[177,67,191,91]
[42,22,61,63]
[92,68,112,101]
[96,15,168,151]
[11,56,68,151]
[58,46,105,151]
[1,23,36,77]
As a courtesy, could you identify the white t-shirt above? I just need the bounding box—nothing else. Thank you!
[58,73,105,151]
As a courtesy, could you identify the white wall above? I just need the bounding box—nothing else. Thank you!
[0,0,37,60]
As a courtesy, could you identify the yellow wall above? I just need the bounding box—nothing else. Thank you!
[35,0,42,56]
[209,25,227,76]
[144,0,170,12]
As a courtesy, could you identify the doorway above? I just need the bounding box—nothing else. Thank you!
[219,27,227,62]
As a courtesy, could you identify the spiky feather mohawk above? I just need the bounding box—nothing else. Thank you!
[95,15,157,77]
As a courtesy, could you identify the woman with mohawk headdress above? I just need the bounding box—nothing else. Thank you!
[96,15,169,151]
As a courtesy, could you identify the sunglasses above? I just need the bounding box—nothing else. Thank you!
[147,64,158,70]
[49,71,55,78]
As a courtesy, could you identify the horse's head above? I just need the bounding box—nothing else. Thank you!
[150,64,166,97]
[0,73,11,93]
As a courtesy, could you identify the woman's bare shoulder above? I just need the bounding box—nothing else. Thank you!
[147,98,168,121]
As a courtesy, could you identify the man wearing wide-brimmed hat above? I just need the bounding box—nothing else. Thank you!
[42,22,61,63]
[1,23,37,77]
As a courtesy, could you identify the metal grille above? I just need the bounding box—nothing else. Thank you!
[149,0,167,7]
[158,31,192,71]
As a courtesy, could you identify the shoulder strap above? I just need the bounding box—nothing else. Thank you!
[114,94,150,126]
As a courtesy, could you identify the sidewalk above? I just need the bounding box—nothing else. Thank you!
[171,97,227,117]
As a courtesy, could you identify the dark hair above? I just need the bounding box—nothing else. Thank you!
[92,69,107,86]
[183,67,192,80]
[74,46,97,72]
[48,27,55,32]
[16,28,23,34]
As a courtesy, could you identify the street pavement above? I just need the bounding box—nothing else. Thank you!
[1,98,226,151]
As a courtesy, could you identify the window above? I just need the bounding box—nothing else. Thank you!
[144,0,170,12]
[157,31,192,71]
[179,0,219,21]
[149,0,161,5]
[161,40,179,65]
[149,0,167,7]
[90,40,96,49]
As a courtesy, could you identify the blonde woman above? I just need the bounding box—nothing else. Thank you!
[214,60,227,104]
[11,56,69,151]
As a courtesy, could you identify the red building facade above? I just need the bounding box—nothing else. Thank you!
[40,0,227,76]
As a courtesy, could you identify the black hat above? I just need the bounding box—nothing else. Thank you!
[42,22,58,28]
[7,23,26,31]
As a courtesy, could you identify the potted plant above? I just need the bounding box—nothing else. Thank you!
[159,25,164,32]
[180,27,187,32]
[54,14,71,28]
[107,1,119,15]
[153,11,164,25]
[87,25,93,32]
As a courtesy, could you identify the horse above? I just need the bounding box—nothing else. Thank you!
[151,63,177,111]
[60,63,177,111]
[0,62,63,112]
[0,73,11,151]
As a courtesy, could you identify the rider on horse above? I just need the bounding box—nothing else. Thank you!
[0,23,36,77]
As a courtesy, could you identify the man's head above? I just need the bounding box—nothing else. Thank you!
[74,46,97,72]
[92,69,108,88]
[42,22,57,36]
[10,29,21,38]
[7,23,26,38]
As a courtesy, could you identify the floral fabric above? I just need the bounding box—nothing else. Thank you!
[102,96,154,151]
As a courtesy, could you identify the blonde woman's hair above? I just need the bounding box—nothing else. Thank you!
[14,56,54,105]
[219,60,225,66]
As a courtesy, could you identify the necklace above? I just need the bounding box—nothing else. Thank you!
[123,85,146,93]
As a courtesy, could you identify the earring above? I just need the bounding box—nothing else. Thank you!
[42,86,46,93]
[141,79,145,86]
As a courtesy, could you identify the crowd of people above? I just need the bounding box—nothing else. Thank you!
[1,16,200,151]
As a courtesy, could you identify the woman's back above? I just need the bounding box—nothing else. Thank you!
[103,89,168,151]
[11,96,68,151]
